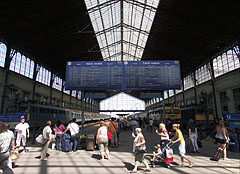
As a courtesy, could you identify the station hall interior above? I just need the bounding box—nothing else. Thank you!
[0,0,240,173]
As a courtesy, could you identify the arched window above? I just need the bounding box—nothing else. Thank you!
[0,42,7,67]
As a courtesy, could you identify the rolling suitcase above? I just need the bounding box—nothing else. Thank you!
[62,133,72,152]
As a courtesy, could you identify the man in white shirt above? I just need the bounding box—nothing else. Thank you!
[15,116,29,153]
[64,118,79,152]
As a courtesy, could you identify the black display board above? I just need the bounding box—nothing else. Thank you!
[65,61,181,90]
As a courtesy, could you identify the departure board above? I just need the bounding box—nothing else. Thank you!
[65,60,181,90]
[124,61,181,90]
[66,61,122,90]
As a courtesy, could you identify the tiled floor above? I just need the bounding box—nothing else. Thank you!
[4,124,240,174]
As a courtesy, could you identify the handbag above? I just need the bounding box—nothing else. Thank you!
[136,144,147,153]
[35,134,47,145]
[106,126,112,139]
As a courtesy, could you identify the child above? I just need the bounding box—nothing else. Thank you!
[151,144,163,168]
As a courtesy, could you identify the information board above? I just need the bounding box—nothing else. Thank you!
[124,61,181,90]
[66,61,122,90]
[65,61,181,90]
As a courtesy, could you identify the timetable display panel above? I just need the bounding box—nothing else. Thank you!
[124,61,181,90]
[65,60,181,90]
[65,61,122,90]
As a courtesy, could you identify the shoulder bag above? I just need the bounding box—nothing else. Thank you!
[136,144,147,153]
[106,126,112,139]
[35,134,47,145]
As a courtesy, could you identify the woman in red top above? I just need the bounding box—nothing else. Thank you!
[156,123,169,148]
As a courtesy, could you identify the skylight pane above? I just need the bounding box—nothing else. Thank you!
[85,0,160,61]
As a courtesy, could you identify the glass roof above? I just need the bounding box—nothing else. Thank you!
[84,0,160,61]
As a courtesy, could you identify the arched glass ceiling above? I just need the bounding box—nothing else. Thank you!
[84,0,160,61]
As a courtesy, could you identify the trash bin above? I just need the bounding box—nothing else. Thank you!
[86,134,95,151]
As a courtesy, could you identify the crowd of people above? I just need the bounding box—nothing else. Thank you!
[0,115,233,173]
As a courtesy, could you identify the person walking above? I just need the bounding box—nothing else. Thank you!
[149,119,154,132]
[96,120,110,161]
[15,116,30,153]
[130,128,151,173]
[54,120,65,151]
[0,122,14,174]
[188,119,199,153]
[109,118,118,148]
[117,119,121,145]
[170,124,193,168]
[64,118,79,152]
[6,123,15,170]
[40,121,52,161]
[131,119,137,135]
[156,123,169,148]
[211,120,229,161]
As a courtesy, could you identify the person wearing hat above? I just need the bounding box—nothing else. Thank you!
[15,116,30,153]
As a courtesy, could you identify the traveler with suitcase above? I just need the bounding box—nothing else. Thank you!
[210,120,230,161]
[96,120,110,161]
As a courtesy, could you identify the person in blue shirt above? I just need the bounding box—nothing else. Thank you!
[117,119,121,145]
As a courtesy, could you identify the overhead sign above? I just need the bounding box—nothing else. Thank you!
[140,91,163,98]
[65,61,181,91]
[85,92,107,99]
[223,113,240,129]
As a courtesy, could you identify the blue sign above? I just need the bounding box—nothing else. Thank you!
[223,113,240,129]
[65,61,181,91]
[0,113,28,129]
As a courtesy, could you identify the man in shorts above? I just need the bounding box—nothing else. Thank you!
[15,116,30,153]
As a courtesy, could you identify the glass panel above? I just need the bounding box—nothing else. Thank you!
[84,0,160,61]
[0,42,7,67]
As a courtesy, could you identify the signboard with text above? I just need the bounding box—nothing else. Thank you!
[65,61,181,91]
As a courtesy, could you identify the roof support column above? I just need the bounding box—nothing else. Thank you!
[193,72,198,105]
[61,82,64,107]
[121,0,123,61]
[32,64,40,104]
[76,91,78,109]
[182,80,185,106]
[161,91,166,124]
[209,61,219,122]
[174,90,176,106]
[1,43,14,113]
[70,91,72,109]
[49,74,55,105]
